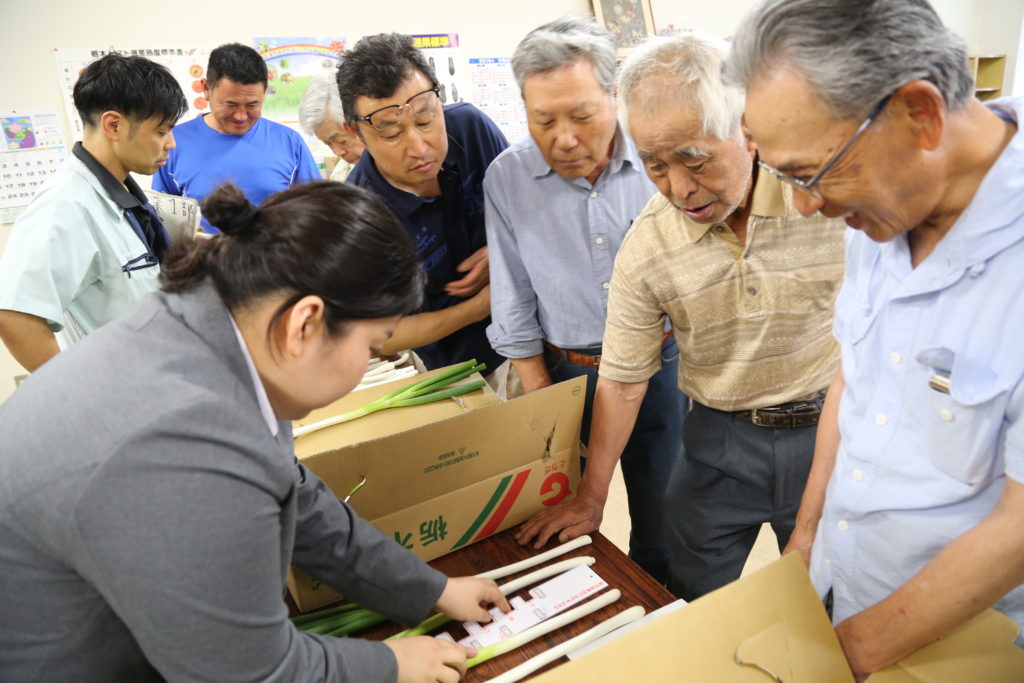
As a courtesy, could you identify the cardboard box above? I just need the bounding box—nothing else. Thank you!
[533,552,1024,682]
[288,365,585,612]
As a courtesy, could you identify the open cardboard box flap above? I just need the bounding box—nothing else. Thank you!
[534,552,1024,682]
[287,365,586,611]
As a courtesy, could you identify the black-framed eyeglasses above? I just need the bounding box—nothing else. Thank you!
[353,86,441,133]
[758,93,893,199]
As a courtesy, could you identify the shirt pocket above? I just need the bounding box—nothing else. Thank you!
[917,346,1008,486]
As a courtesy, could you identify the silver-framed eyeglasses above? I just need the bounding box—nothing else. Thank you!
[757,93,893,199]
[353,86,440,133]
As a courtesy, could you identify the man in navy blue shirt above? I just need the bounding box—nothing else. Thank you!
[338,34,507,373]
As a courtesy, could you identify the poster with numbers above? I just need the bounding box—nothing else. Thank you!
[0,110,68,223]
[53,46,214,139]
[468,58,529,143]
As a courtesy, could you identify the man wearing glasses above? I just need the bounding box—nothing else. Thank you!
[517,30,846,597]
[337,34,507,374]
[727,0,1024,675]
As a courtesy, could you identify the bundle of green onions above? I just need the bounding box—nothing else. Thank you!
[291,603,389,638]
[291,536,593,639]
[294,359,487,437]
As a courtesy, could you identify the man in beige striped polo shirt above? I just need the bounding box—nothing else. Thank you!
[517,32,846,598]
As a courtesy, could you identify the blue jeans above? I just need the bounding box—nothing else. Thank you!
[544,337,688,583]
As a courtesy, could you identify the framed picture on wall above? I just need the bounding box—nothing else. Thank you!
[592,0,656,56]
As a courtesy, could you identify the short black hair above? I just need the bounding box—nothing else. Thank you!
[207,43,268,88]
[73,54,187,129]
[336,33,439,124]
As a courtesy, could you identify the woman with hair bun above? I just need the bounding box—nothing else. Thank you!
[0,180,508,682]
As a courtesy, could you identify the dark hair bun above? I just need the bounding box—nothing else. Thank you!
[201,184,257,235]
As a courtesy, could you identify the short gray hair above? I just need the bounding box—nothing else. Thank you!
[511,17,618,94]
[298,74,344,136]
[618,32,744,141]
[724,0,974,120]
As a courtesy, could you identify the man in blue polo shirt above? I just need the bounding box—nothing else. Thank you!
[153,43,320,232]
[337,34,507,373]
[0,54,186,372]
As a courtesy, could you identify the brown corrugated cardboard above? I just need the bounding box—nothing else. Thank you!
[288,366,586,611]
[533,553,853,682]
[532,552,1024,682]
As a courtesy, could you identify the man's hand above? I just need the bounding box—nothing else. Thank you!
[514,490,605,549]
[781,524,816,567]
[385,636,475,683]
[445,247,489,298]
[435,576,510,623]
[510,356,552,394]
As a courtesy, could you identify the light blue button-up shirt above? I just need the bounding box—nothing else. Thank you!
[810,97,1024,631]
[483,127,657,357]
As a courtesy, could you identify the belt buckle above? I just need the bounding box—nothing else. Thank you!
[750,409,766,426]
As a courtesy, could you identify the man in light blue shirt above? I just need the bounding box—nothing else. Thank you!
[487,18,687,583]
[153,44,321,232]
[727,0,1024,675]
[0,54,186,372]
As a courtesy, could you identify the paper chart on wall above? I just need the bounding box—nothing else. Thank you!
[468,58,529,144]
[408,34,466,111]
[0,110,68,224]
[253,36,348,170]
[53,46,214,140]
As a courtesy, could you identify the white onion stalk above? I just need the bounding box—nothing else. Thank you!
[388,556,596,640]
[487,605,647,683]
[476,535,593,581]
[466,589,622,668]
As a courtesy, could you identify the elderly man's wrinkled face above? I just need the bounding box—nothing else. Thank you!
[629,89,755,225]
[347,69,447,196]
[315,119,365,164]
[744,69,929,243]
[523,59,618,185]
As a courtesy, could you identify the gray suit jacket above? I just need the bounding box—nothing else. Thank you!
[0,281,446,682]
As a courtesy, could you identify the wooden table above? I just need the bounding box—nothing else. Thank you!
[290,529,675,681]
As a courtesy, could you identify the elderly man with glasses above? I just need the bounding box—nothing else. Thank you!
[337,34,507,374]
[513,25,845,594]
[726,0,1024,675]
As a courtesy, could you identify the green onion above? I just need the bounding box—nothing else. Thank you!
[294,360,487,437]
[388,556,596,640]
[488,606,646,683]
[466,589,622,668]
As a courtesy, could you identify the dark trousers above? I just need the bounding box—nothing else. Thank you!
[545,338,688,584]
[665,399,819,601]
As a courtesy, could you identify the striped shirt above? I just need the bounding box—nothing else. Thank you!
[600,172,845,411]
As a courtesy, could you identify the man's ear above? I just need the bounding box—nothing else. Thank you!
[343,121,364,143]
[741,122,758,156]
[99,110,124,143]
[281,295,327,359]
[894,79,945,152]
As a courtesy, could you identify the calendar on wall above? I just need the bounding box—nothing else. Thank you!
[467,58,529,143]
[0,110,68,224]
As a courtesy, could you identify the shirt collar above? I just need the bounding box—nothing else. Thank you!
[72,141,148,210]
[228,315,279,437]
[681,163,789,243]
[530,123,637,180]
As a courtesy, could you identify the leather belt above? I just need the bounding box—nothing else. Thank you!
[733,397,824,429]
[543,342,602,369]
[543,331,673,370]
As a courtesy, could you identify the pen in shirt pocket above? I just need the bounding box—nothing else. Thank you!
[928,371,951,394]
